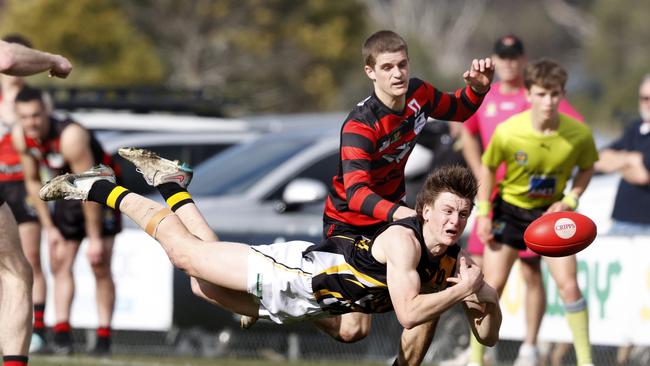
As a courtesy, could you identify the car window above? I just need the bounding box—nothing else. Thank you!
[264,152,339,201]
[115,143,231,195]
[190,138,314,196]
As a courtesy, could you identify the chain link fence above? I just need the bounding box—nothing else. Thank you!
[56,304,648,365]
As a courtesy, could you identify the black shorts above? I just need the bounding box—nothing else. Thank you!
[323,215,384,240]
[0,181,38,224]
[491,196,548,251]
[53,199,122,241]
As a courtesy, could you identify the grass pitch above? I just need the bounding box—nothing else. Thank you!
[30,355,387,366]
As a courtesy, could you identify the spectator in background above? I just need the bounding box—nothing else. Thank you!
[0,34,48,354]
[12,86,118,356]
[451,35,584,366]
[0,35,71,366]
[594,74,650,365]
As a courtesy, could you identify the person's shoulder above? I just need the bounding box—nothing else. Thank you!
[495,110,528,133]
[345,95,380,128]
[559,113,591,134]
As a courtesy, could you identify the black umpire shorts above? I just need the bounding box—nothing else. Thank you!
[53,199,122,241]
[491,196,549,251]
[0,181,39,224]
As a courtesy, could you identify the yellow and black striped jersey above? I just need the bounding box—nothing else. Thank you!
[303,216,460,315]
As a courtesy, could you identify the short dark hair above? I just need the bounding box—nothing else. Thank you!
[415,165,478,219]
[2,34,32,48]
[15,85,45,104]
[362,30,408,68]
[524,59,568,91]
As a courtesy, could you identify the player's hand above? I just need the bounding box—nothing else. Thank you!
[476,216,495,246]
[447,256,483,297]
[49,55,72,79]
[86,237,104,265]
[463,58,494,94]
[46,226,65,248]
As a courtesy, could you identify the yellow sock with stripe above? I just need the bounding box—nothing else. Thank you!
[469,332,485,365]
[565,297,592,365]
[88,180,130,209]
[157,182,194,212]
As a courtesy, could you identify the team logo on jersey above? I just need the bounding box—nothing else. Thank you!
[383,143,412,164]
[514,150,528,166]
[413,113,427,134]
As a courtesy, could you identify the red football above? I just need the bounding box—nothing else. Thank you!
[523,211,597,257]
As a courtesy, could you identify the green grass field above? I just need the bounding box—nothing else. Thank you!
[30,355,387,366]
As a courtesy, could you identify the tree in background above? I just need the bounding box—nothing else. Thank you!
[0,0,164,86]
[582,0,650,130]
[117,0,367,113]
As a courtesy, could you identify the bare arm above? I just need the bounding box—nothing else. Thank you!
[594,148,627,173]
[0,40,71,78]
[59,125,102,240]
[12,126,53,228]
[476,164,497,245]
[12,126,66,247]
[595,149,650,185]
[461,127,483,180]
[456,251,502,346]
[377,227,481,329]
[547,166,595,213]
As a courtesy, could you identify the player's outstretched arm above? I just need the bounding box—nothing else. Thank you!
[0,39,71,78]
[379,227,481,329]
[463,58,494,94]
[547,166,594,213]
[456,252,502,346]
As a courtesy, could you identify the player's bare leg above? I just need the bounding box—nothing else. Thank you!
[312,312,372,343]
[544,255,592,366]
[0,204,33,361]
[88,235,115,354]
[116,148,260,327]
[39,167,260,317]
[397,319,438,365]
[517,259,546,365]
[19,221,48,351]
[49,237,79,354]
[469,242,518,365]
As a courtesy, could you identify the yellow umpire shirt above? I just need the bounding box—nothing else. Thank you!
[482,110,599,210]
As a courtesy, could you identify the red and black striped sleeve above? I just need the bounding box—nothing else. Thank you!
[426,82,487,122]
[340,120,400,222]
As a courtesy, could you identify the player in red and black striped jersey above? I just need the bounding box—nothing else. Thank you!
[12,86,117,356]
[324,77,489,234]
[323,30,494,365]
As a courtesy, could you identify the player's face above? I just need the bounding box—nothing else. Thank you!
[365,50,410,100]
[639,80,650,122]
[526,84,564,122]
[494,55,526,83]
[15,100,48,139]
[422,192,472,247]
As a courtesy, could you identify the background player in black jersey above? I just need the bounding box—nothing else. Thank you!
[12,87,118,355]
[0,37,71,366]
[320,30,494,365]
[39,150,502,353]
